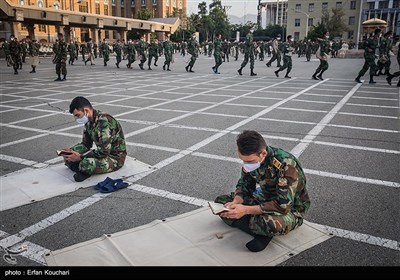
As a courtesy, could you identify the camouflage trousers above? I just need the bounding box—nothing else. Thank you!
[165,53,172,66]
[103,53,110,64]
[214,53,223,68]
[278,55,292,73]
[358,54,378,76]
[188,54,197,67]
[377,57,391,73]
[315,59,329,73]
[116,54,122,65]
[65,144,124,175]
[215,193,303,237]
[148,53,158,66]
[241,50,255,69]
[56,61,67,75]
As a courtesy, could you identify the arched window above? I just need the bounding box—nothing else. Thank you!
[38,0,44,8]
[19,0,25,5]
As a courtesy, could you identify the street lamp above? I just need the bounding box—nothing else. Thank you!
[293,8,310,39]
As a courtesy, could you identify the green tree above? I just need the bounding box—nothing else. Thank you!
[326,8,349,38]
[136,8,152,20]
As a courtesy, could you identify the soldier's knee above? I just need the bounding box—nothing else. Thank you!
[79,158,96,175]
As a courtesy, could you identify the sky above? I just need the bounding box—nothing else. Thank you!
[186,0,267,17]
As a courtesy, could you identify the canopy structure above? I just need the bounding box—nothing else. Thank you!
[362,18,388,34]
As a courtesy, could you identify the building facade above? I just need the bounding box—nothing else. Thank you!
[262,0,288,28]
[364,0,400,35]
[1,0,186,42]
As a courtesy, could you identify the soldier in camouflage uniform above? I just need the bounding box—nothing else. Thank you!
[212,34,223,74]
[126,39,136,69]
[61,96,127,182]
[305,39,312,62]
[312,31,331,80]
[9,35,21,75]
[100,39,110,66]
[68,39,76,65]
[28,38,40,73]
[136,36,147,70]
[274,35,294,79]
[238,28,257,76]
[355,28,381,84]
[147,39,159,70]
[185,33,199,73]
[114,39,122,68]
[163,35,173,71]
[377,31,393,76]
[215,130,310,252]
[54,33,68,81]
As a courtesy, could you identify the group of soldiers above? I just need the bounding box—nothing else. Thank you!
[2,29,399,86]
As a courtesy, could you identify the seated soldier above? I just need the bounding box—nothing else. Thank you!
[215,130,310,252]
[60,96,127,182]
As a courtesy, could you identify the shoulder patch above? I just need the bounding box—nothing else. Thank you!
[272,157,282,170]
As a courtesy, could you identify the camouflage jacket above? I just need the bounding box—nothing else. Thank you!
[379,37,389,55]
[213,38,222,56]
[319,39,330,56]
[73,110,127,162]
[365,36,379,55]
[148,42,158,55]
[163,41,173,54]
[187,38,199,56]
[282,41,294,57]
[235,146,310,218]
[29,42,40,56]
[54,40,67,61]
[113,43,122,55]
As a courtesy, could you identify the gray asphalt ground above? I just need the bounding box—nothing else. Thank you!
[0,51,399,267]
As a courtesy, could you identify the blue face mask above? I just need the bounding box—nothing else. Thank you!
[243,162,261,172]
[75,113,89,125]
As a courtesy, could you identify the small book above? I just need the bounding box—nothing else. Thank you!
[56,150,73,156]
[208,201,230,215]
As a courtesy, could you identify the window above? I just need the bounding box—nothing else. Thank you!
[322,2,328,10]
[350,1,356,10]
[348,16,355,25]
[379,1,388,9]
[179,0,182,9]
[152,0,157,5]
[172,0,176,6]
[394,0,400,8]
[294,32,300,41]
[308,18,314,26]
[112,6,116,15]
[295,4,301,11]
[38,0,43,8]
[112,0,116,5]
[104,0,108,4]
[336,2,342,9]
[19,0,25,5]
[308,3,314,12]
[38,24,46,32]
[104,5,109,15]
[295,19,300,27]
[21,24,27,31]
[347,30,354,40]
[166,0,170,7]
[368,2,375,9]
[95,3,100,14]
[121,0,124,6]
[69,0,74,11]
[141,0,145,6]
[79,2,88,13]
[121,7,125,16]
[105,30,109,39]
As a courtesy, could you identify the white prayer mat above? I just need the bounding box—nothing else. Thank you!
[45,208,332,266]
[0,157,153,211]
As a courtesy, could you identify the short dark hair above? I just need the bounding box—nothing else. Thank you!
[69,96,92,113]
[374,28,381,35]
[236,130,267,156]
[287,35,292,41]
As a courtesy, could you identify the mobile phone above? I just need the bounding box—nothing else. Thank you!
[56,150,73,156]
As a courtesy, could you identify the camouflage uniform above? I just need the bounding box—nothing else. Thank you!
[114,42,122,68]
[312,38,330,79]
[54,38,67,78]
[101,41,110,66]
[9,39,21,74]
[147,40,159,69]
[239,32,256,73]
[377,36,391,75]
[212,37,223,73]
[275,41,294,78]
[163,40,173,70]
[65,109,127,175]
[186,36,199,71]
[356,35,379,80]
[136,40,147,70]
[68,42,76,65]
[215,146,310,237]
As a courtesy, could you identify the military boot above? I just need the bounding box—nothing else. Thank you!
[369,75,376,84]
[250,69,257,76]
[237,67,243,75]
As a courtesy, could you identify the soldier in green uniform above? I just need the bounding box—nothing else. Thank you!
[9,35,21,75]
[377,31,393,76]
[355,28,381,84]
[212,34,223,74]
[28,38,40,73]
[305,39,312,62]
[385,41,400,87]
[60,96,127,182]
[100,39,110,66]
[136,36,147,70]
[274,35,294,79]
[237,28,257,76]
[163,35,173,71]
[185,33,199,73]
[147,39,159,70]
[126,39,136,69]
[68,39,76,65]
[312,31,331,80]
[214,130,310,252]
[54,33,68,81]
[114,39,122,68]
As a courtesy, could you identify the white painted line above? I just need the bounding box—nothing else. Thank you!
[191,152,241,163]
[346,103,399,109]
[0,193,111,249]
[125,141,180,153]
[278,107,329,113]
[352,96,398,101]
[357,90,399,95]
[303,93,344,98]
[291,83,362,157]
[313,141,400,154]
[327,124,398,133]
[303,168,400,188]
[127,184,399,251]
[0,154,48,168]
[258,117,317,126]
[338,112,399,119]
[311,223,399,251]
[293,99,337,105]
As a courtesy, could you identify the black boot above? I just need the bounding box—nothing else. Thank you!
[250,69,257,76]
[148,66,152,70]
[397,80,400,87]
[116,63,120,68]
[312,73,318,80]
[274,70,279,77]
[386,74,393,86]
[54,75,61,81]
[62,75,66,81]
[163,64,166,71]
[233,216,273,252]
[185,65,189,72]
[355,75,362,83]
[237,68,243,75]
[317,70,325,80]
[73,171,91,182]
[167,66,171,71]
[369,74,376,84]
[30,67,36,73]
[189,66,194,73]
[284,71,291,79]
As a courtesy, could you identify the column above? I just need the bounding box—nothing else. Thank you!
[26,23,35,40]
[92,28,99,43]
[119,30,127,42]
[11,22,19,39]
[64,26,71,42]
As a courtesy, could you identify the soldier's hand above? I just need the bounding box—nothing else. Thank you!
[63,149,81,162]
[219,204,248,219]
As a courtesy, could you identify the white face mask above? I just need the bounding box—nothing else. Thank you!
[75,113,89,125]
[243,161,261,172]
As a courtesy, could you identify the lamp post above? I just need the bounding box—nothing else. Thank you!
[293,8,310,39]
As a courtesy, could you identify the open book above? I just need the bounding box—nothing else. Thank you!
[56,150,72,156]
[208,201,230,215]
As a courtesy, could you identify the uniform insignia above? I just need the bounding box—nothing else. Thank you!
[278,177,288,186]
[272,157,282,170]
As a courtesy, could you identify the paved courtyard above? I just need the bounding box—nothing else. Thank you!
[0,53,399,266]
